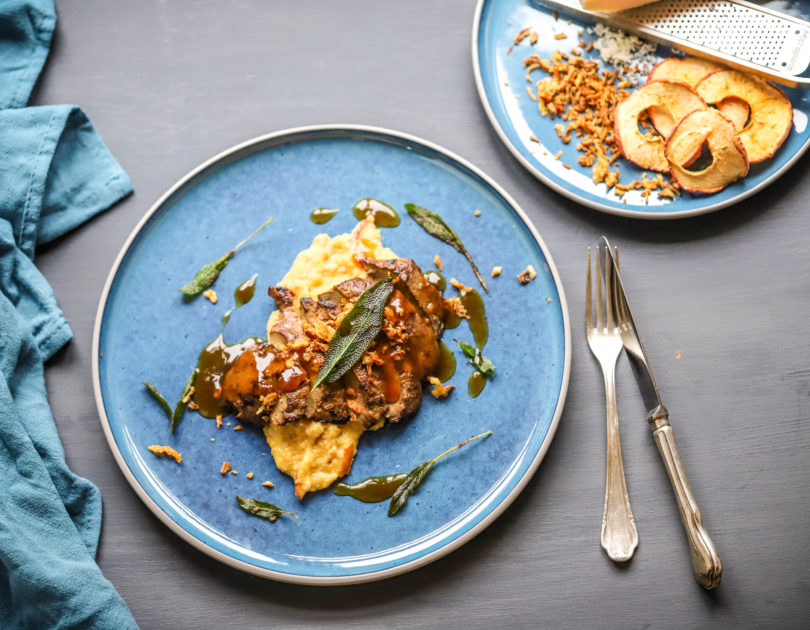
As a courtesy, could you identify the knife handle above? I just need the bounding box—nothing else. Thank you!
[650,417,722,589]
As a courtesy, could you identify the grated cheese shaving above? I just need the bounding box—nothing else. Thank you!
[589,24,655,69]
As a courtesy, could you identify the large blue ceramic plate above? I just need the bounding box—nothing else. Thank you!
[92,125,571,584]
[473,0,810,218]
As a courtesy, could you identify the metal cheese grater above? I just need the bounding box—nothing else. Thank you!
[536,0,810,87]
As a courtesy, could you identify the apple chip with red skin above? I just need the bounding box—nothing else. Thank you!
[614,80,706,172]
[648,57,722,88]
[696,69,792,163]
[665,108,749,194]
[714,97,750,132]
[647,57,749,133]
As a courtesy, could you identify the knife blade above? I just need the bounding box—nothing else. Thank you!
[602,240,665,420]
[600,236,722,590]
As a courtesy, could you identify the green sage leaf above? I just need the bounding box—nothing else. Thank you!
[178,252,231,298]
[178,216,273,298]
[236,495,298,522]
[170,369,197,433]
[404,203,488,293]
[455,340,496,377]
[388,461,435,516]
[143,381,172,420]
[311,277,394,390]
[387,431,492,516]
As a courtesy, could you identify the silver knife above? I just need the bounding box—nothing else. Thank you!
[602,236,722,590]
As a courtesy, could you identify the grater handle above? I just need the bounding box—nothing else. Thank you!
[534,0,810,88]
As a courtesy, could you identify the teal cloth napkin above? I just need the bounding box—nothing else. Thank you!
[1,1,139,628]
[0,0,54,109]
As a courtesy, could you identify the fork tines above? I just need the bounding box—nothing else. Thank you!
[586,244,620,334]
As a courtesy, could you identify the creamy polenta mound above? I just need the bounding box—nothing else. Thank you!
[263,219,397,498]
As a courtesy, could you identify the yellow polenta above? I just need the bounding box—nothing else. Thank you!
[263,219,396,498]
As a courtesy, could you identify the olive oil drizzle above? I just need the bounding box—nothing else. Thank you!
[352,198,400,227]
[430,271,490,394]
[222,274,257,326]
[310,207,338,224]
[193,335,262,418]
[424,270,446,291]
[460,289,487,349]
[455,289,490,398]
[468,370,486,398]
[193,276,262,418]
[444,309,461,330]
[234,274,257,307]
[333,473,407,502]
[436,341,456,382]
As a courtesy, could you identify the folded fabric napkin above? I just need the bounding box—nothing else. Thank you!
[1,1,139,628]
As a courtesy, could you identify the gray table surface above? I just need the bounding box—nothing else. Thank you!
[31,1,810,628]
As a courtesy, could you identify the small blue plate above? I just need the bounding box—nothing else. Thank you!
[473,0,810,218]
[92,125,571,584]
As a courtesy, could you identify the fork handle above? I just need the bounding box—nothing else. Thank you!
[650,413,722,589]
[601,365,638,562]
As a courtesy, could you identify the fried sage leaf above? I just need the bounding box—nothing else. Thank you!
[170,369,197,433]
[388,431,492,516]
[179,253,231,298]
[454,340,496,378]
[143,382,172,420]
[178,216,273,298]
[404,203,488,292]
[236,495,298,522]
[388,461,435,517]
[311,277,394,390]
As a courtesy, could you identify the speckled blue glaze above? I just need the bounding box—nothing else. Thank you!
[473,0,810,218]
[94,126,569,583]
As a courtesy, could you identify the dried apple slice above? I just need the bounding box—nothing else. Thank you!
[696,69,792,163]
[646,57,750,135]
[665,108,749,194]
[665,117,710,168]
[615,80,707,172]
[647,57,722,135]
[716,97,750,131]
[648,56,723,87]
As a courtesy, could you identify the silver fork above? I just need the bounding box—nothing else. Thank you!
[586,245,638,563]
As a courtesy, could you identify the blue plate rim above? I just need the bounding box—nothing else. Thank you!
[91,124,572,585]
[471,0,810,220]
